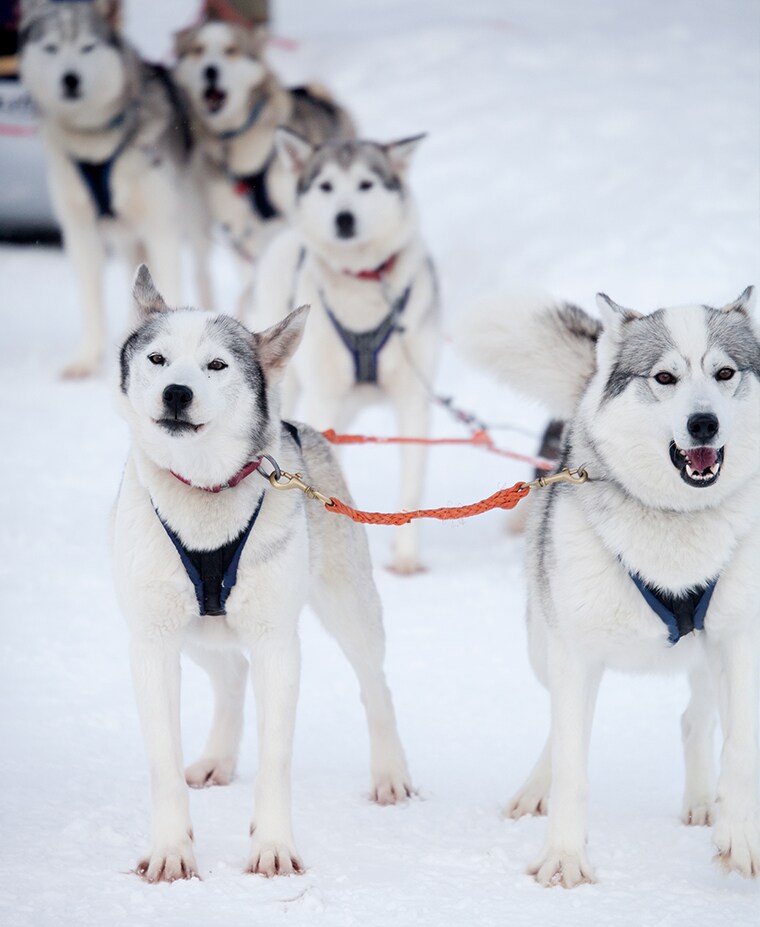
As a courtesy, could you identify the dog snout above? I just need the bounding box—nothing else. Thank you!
[687,412,719,443]
[335,211,356,239]
[62,71,80,96]
[203,64,219,84]
[163,384,194,417]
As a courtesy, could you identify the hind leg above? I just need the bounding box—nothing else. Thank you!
[184,645,248,788]
[681,663,717,825]
[311,577,412,804]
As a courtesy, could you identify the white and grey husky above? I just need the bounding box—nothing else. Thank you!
[112,265,411,882]
[173,17,354,318]
[463,287,760,886]
[19,0,211,378]
[255,129,439,574]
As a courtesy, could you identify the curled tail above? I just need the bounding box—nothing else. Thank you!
[457,293,601,419]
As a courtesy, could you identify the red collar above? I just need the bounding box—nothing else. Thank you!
[170,458,263,493]
[343,252,399,282]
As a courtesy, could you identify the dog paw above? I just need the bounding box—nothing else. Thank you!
[185,756,235,788]
[681,799,714,827]
[60,353,100,379]
[245,836,304,877]
[136,839,198,883]
[712,818,760,878]
[504,786,549,820]
[386,555,426,576]
[371,769,414,805]
[528,849,596,888]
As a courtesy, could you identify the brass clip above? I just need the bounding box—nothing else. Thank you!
[267,469,335,507]
[526,466,589,490]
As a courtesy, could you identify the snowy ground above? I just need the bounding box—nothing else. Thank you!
[2,1,759,925]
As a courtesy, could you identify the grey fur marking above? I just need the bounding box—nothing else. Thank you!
[119,315,168,394]
[705,309,760,377]
[602,310,675,403]
[21,5,120,49]
[297,140,402,195]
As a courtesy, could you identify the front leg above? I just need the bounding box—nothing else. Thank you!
[531,637,602,888]
[129,633,196,882]
[388,388,430,575]
[60,218,106,378]
[246,627,303,877]
[707,636,760,877]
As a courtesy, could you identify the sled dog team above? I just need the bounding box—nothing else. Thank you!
[20,1,760,888]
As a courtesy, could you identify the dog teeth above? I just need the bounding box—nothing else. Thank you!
[685,461,720,481]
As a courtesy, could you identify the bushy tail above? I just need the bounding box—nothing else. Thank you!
[456,293,601,419]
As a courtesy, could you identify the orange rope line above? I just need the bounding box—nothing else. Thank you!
[325,481,531,526]
[321,428,555,471]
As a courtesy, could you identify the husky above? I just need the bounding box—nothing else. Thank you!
[172,17,354,318]
[255,129,439,574]
[19,0,212,378]
[462,287,760,886]
[112,265,411,881]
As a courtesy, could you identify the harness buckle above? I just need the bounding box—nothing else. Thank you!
[526,466,589,490]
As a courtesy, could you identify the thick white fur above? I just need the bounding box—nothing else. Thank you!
[112,267,411,882]
[469,289,760,886]
[20,2,211,377]
[254,134,439,574]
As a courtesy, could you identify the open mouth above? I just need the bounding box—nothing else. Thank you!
[203,86,227,114]
[156,419,203,435]
[669,442,724,488]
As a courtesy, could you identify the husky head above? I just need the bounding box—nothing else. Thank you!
[119,265,308,488]
[465,288,760,511]
[173,20,269,133]
[275,128,425,272]
[19,1,137,127]
[586,290,760,507]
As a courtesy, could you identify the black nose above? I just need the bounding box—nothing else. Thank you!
[204,65,218,84]
[62,71,80,93]
[335,211,355,238]
[163,384,193,416]
[687,412,719,443]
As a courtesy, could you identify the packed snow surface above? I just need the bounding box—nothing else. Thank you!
[2,1,758,925]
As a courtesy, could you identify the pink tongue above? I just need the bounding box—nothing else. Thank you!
[685,447,718,471]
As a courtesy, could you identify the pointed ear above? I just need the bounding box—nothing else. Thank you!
[274,128,314,177]
[595,292,641,338]
[19,0,48,30]
[720,286,756,315]
[384,133,426,175]
[254,305,309,382]
[132,265,169,319]
[93,0,123,32]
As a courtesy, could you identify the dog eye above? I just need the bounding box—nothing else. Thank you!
[716,367,735,381]
[224,45,239,57]
[207,359,228,371]
[43,44,59,54]
[190,45,204,57]
[319,181,333,193]
[148,353,165,366]
[81,43,95,54]
[654,371,677,385]
[358,180,374,191]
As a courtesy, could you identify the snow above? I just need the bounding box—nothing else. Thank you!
[2,1,759,924]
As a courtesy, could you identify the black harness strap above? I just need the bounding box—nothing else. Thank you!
[157,493,264,616]
[231,151,280,221]
[629,572,717,645]
[321,284,412,384]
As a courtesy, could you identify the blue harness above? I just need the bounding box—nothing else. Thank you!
[321,284,412,384]
[157,494,264,617]
[629,572,717,645]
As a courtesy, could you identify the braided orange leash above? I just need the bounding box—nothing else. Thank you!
[262,465,588,526]
[325,481,531,526]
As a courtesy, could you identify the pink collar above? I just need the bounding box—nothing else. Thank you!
[170,458,263,493]
[343,251,399,282]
